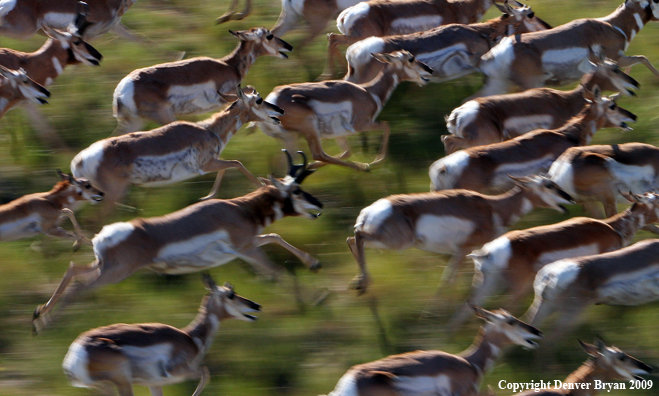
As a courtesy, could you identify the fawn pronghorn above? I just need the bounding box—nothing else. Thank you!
[0,170,103,251]
[429,86,636,193]
[0,0,140,41]
[475,0,659,97]
[347,175,573,293]
[442,58,639,154]
[323,0,508,77]
[510,339,652,396]
[344,2,550,84]
[450,190,659,329]
[72,86,283,216]
[527,225,659,339]
[324,306,541,396]
[258,51,432,171]
[33,151,322,331]
[549,143,659,217]
[0,65,50,118]
[62,274,261,396]
[112,28,292,134]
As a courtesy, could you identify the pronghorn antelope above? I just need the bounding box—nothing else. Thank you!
[324,0,505,77]
[0,170,103,251]
[72,86,283,216]
[112,28,292,135]
[475,0,659,97]
[347,175,573,293]
[32,152,322,331]
[344,2,550,84]
[527,222,659,338]
[0,0,139,41]
[511,339,652,396]
[0,65,50,118]
[62,274,261,396]
[451,190,659,329]
[443,58,639,154]
[429,87,636,193]
[258,51,432,171]
[549,143,659,217]
[324,306,541,396]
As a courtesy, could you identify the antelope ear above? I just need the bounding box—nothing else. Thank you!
[470,304,495,321]
[371,52,392,64]
[268,174,287,194]
[494,2,508,13]
[56,169,67,181]
[579,340,599,357]
[202,273,217,291]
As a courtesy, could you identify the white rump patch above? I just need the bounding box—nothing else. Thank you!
[355,198,393,234]
[414,214,475,254]
[71,140,106,182]
[113,77,137,115]
[93,222,136,255]
[394,374,453,395]
[167,82,223,115]
[309,100,355,137]
[502,115,553,137]
[337,2,370,35]
[328,372,358,396]
[43,12,75,29]
[448,100,480,137]
[533,258,580,300]
[548,158,577,198]
[62,341,93,387]
[473,236,512,273]
[346,37,385,70]
[154,229,238,274]
[0,0,17,19]
[429,150,470,191]
[390,15,443,34]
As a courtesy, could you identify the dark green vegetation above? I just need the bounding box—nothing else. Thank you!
[0,0,658,394]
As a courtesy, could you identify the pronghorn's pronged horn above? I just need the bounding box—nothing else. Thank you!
[73,2,94,36]
[202,272,217,290]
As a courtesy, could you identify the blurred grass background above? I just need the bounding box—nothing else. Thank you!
[0,0,658,394]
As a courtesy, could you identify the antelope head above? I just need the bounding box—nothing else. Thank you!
[268,150,323,220]
[579,338,653,381]
[584,50,639,96]
[497,1,552,33]
[621,191,659,224]
[583,85,637,130]
[0,66,50,105]
[202,274,261,322]
[42,5,103,67]
[224,85,285,125]
[57,169,104,203]
[229,28,293,59]
[472,305,543,349]
[371,51,434,86]
[509,174,574,214]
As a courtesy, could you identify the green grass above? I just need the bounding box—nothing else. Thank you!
[1,0,658,395]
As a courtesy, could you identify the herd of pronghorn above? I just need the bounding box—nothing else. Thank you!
[1,0,659,395]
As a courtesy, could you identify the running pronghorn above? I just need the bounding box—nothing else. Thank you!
[549,143,659,217]
[344,2,550,84]
[429,86,636,193]
[527,221,659,339]
[62,274,260,396]
[324,0,509,77]
[0,0,139,41]
[475,0,659,97]
[450,190,659,329]
[508,339,652,395]
[258,51,432,171]
[0,66,50,118]
[33,151,322,331]
[443,58,639,154]
[324,306,541,396]
[72,86,283,217]
[0,170,103,251]
[112,28,292,134]
[347,175,572,293]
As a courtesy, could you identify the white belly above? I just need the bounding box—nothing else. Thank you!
[491,154,556,189]
[536,243,600,270]
[123,344,188,386]
[502,115,554,138]
[414,214,474,253]
[390,15,443,35]
[130,148,208,186]
[597,266,659,306]
[393,374,454,396]
[309,100,355,137]
[153,230,238,274]
[541,47,590,84]
[167,82,224,115]
[0,213,41,240]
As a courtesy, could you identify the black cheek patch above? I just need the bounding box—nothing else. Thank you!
[282,196,297,215]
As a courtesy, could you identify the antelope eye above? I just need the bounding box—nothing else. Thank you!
[256,98,263,105]
[292,188,301,195]
[409,57,415,63]
[618,355,626,361]
[85,184,91,189]
[609,103,616,109]
[266,34,274,40]
[506,318,516,325]
[527,11,534,18]
[227,290,235,299]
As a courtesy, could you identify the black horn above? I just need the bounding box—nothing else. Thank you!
[74,2,94,36]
